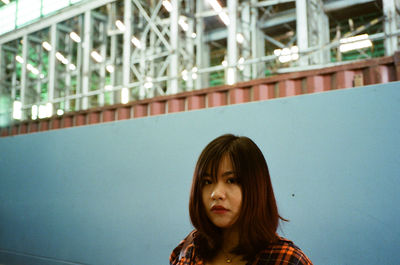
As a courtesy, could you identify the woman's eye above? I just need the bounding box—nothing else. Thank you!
[227,178,238,184]
[203,179,212,185]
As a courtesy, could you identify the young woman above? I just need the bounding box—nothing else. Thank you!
[170,134,313,265]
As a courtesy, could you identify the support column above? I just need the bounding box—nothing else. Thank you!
[251,0,265,79]
[82,10,92,110]
[241,2,251,81]
[21,34,28,120]
[296,0,308,66]
[195,0,208,89]
[48,24,57,111]
[123,0,132,102]
[168,0,179,94]
[383,0,400,56]
[227,0,238,85]
[308,0,330,64]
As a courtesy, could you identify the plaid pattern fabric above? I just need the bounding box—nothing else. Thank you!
[170,232,312,265]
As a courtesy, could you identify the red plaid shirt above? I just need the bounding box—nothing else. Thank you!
[170,231,313,265]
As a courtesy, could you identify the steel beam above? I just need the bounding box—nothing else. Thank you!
[383,0,400,56]
[82,10,92,110]
[227,0,238,85]
[168,0,179,94]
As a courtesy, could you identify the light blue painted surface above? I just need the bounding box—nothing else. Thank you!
[0,82,399,265]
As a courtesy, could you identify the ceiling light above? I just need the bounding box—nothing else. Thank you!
[115,20,126,31]
[121,87,129,104]
[15,55,24,64]
[1,0,10,4]
[106,64,115,73]
[69,32,81,43]
[42,41,52,51]
[236,33,244,44]
[131,36,142,49]
[69,64,76,71]
[179,16,189,32]
[162,0,172,12]
[13,101,22,120]
[339,34,372,53]
[90,50,103,63]
[218,12,230,26]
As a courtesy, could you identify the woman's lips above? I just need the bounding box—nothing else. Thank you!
[211,205,229,214]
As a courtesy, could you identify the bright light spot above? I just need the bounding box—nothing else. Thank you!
[192,73,198,80]
[69,31,81,43]
[181,69,188,81]
[32,105,38,120]
[121,87,129,104]
[115,20,126,31]
[339,34,372,53]
[162,0,172,12]
[179,16,189,31]
[1,0,10,5]
[13,101,22,120]
[69,64,76,71]
[206,0,229,25]
[222,60,228,67]
[91,50,103,63]
[218,12,230,26]
[131,36,142,49]
[192,66,198,73]
[226,68,235,85]
[191,32,197,39]
[238,57,245,71]
[207,0,222,12]
[42,41,52,51]
[15,55,24,64]
[26,64,39,75]
[274,46,299,63]
[106,64,115,73]
[40,74,45,79]
[56,52,69,64]
[291,53,299,61]
[236,33,244,44]
[46,103,53,117]
[274,49,281,56]
[144,77,153,89]
[57,109,64,116]
[105,85,113,91]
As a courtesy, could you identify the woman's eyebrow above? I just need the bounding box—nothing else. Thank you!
[221,171,235,177]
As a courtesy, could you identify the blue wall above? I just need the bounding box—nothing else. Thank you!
[0,82,399,265]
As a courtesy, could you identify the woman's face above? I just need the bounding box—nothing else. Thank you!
[202,154,242,229]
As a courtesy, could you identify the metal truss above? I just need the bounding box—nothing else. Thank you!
[0,0,398,126]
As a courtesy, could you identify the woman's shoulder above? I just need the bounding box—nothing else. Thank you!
[169,230,198,265]
[253,237,313,265]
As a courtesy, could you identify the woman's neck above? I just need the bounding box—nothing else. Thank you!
[222,228,240,252]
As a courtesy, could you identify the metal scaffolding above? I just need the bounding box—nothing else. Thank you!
[0,0,399,127]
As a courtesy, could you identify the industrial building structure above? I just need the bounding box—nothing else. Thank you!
[0,0,399,135]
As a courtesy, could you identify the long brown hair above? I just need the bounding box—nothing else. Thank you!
[189,134,284,261]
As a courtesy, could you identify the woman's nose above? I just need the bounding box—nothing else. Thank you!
[211,182,226,200]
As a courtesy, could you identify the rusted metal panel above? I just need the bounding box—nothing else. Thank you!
[103,109,116,122]
[1,55,398,137]
[187,95,206,110]
[252,84,274,101]
[117,107,131,120]
[133,104,148,118]
[230,87,251,104]
[207,91,227,107]
[88,112,100,124]
[168,98,185,113]
[150,101,166,116]
[39,120,49,131]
